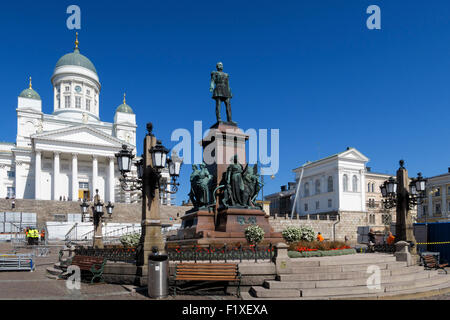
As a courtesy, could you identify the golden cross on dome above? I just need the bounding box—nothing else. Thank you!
[75,32,79,49]
[29,77,32,89]
[123,93,126,104]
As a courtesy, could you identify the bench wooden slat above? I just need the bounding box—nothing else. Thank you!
[422,255,448,274]
[174,262,241,297]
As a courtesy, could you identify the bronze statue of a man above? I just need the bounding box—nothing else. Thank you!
[210,62,233,123]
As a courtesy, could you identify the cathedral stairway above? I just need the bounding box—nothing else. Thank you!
[243,253,450,300]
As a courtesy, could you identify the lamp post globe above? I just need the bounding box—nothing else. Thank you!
[115,144,134,174]
[171,154,182,177]
[137,158,144,180]
[380,182,387,198]
[415,172,426,192]
[106,201,115,216]
[409,182,417,195]
[80,199,89,214]
[150,140,169,170]
[386,177,397,195]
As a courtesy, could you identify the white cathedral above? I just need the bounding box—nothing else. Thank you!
[0,34,138,203]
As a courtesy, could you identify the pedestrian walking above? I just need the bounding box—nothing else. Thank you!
[368,228,376,252]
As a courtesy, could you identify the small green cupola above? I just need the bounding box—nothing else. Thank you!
[19,77,41,100]
[116,93,134,114]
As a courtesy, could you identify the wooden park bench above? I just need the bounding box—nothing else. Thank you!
[422,254,448,274]
[70,255,107,284]
[173,263,241,297]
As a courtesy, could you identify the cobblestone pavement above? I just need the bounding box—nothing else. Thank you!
[0,242,238,300]
[2,242,448,300]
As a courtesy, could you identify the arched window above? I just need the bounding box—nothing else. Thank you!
[367,183,371,193]
[327,176,333,192]
[371,183,375,193]
[352,175,358,192]
[343,175,348,192]
[315,180,321,194]
[304,183,309,197]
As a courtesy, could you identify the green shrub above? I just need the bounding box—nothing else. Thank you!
[119,232,141,247]
[282,226,302,243]
[244,225,265,245]
[298,226,315,242]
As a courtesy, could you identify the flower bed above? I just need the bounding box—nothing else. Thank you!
[288,248,356,258]
[287,240,356,258]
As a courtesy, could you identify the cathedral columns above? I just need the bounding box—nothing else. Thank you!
[108,157,115,203]
[34,151,41,199]
[72,153,78,201]
[53,152,60,200]
[92,155,98,200]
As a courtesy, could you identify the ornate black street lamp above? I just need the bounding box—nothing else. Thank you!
[115,123,183,268]
[106,201,115,216]
[379,160,427,250]
[79,189,114,248]
[115,132,183,197]
[380,171,427,210]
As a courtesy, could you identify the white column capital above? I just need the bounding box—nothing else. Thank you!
[35,150,42,156]
[54,151,61,157]
[92,155,98,161]
[72,153,78,158]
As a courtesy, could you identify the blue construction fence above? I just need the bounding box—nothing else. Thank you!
[414,222,450,263]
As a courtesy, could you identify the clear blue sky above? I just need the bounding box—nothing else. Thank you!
[0,0,449,204]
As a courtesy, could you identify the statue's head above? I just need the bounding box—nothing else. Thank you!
[200,163,206,169]
[192,164,198,170]
[216,62,223,71]
[231,155,239,164]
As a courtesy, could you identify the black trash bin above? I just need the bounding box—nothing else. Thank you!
[148,247,169,299]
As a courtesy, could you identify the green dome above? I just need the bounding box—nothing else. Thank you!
[19,88,41,100]
[116,103,134,114]
[55,48,97,74]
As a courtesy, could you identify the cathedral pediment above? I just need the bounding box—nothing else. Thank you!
[338,148,369,162]
[31,125,129,149]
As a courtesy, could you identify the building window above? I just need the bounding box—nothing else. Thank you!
[65,96,70,108]
[7,187,15,198]
[315,180,321,195]
[75,96,81,108]
[86,89,90,95]
[57,96,61,109]
[65,86,70,92]
[434,188,441,197]
[86,99,91,111]
[79,182,89,189]
[371,183,375,193]
[368,183,371,193]
[343,174,348,192]
[369,214,375,224]
[435,203,442,216]
[352,175,358,192]
[423,206,427,217]
[327,176,333,192]
[328,199,332,208]
[304,183,309,197]
[7,171,15,179]
[316,201,320,210]
[304,203,308,212]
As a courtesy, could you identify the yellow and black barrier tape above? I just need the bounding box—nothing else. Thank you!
[416,241,450,245]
